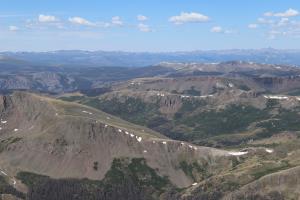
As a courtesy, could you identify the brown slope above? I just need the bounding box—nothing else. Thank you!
[0,92,231,188]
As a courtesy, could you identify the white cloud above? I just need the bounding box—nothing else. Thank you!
[138,23,152,32]
[69,17,94,26]
[137,15,148,21]
[264,8,299,17]
[38,14,59,23]
[169,12,210,25]
[111,16,123,26]
[257,18,274,24]
[264,12,274,17]
[277,18,289,27]
[248,24,258,29]
[9,26,19,31]
[210,26,234,34]
[211,26,223,33]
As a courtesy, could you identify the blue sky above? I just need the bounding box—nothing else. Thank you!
[0,0,300,51]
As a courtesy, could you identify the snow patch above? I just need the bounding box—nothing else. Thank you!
[1,121,7,124]
[14,129,18,132]
[181,95,190,98]
[192,182,198,186]
[1,171,7,176]
[82,110,93,115]
[266,149,274,153]
[228,151,248,156]
[263,95,288,100]
[136,137,142,142]
[157,93,165,97]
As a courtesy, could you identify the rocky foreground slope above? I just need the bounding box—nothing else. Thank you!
[0,92,299,199]
[0,92,235,199]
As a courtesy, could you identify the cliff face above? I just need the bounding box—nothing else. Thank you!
[254,76,300,93]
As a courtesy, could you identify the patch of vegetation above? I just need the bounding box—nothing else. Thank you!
[183,86,201,96]
[257,107,300,136]
[179,161,210,181]
[93,161,99,171]
[175,99,207,115]
[105,158,170,192]
[177,105,269,138]
[0,175,25,199]
[251,160,291,180]
[17,158,174,200]
[84,97,160,126]
[0,137,22,152]
[80,87,111,97]
[265,99,279,108]
[238,84,251,91]
[59,95,85,102]
[287,89,300,96]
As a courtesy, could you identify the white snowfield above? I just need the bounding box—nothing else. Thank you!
[1,171,8,176]
[181,94,213,99]
[157,93,165,97]
[263,95,289,100]
[266,149,274,153]
[192,182,198,186]
[181,95,190,98]
[1,121,7,124]
[228,151,248,156]
[136,137,142,142]
[198,95,214,98]
[14,129,18,132]
[82,110,93,115]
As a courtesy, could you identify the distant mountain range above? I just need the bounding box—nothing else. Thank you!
[1,48,300,67]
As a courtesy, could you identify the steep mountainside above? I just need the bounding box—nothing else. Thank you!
[0,93,298,199]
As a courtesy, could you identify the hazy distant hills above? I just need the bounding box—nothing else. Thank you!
[1,48,300,67]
